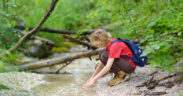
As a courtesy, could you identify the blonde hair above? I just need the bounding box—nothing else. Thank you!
[90,29,112,47]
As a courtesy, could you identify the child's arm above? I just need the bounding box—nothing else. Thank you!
[83,58,114,88]
[89,61,104,80]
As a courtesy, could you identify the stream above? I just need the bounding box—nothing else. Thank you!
[31,57,97,96]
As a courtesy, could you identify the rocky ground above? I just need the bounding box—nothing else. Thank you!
[0,72,45,96]
[94,65,183,96]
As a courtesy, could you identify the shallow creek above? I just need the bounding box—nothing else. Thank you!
[32,57,97,96]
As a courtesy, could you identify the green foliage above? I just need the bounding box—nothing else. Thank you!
[0,49,19,72]
[0,0,22,49]
[0,0,182,72]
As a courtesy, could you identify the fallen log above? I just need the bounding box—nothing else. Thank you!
[63,35,97,50]
[15,25,93,35]
[19,48,104,70]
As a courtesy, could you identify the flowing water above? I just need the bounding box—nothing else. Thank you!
[32,57,97,96]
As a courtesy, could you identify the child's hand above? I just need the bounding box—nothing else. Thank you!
[83,79,95,88]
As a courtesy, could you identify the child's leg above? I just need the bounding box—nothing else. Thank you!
[99,50,135,73]
[108,58,135,86]
[99,50,135,86]
[113,57,135,74]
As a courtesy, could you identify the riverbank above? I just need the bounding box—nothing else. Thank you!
[94,65,183,96]
[0,59,182,96]
[0,72,45,96]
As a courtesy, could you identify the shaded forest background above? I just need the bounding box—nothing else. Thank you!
[0,0,182,72]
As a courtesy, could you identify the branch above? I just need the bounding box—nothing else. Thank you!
[9,0,59,52]
[30,70,71,74]
[55,61,72,74]
[63,35,97,50]
[15,25,93,35]
[19,32,56,47]
[136,73,177,89]
[153,31,182,38]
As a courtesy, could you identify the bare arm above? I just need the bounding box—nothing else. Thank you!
[83,58,114,88]
[92,58,114,82]
[89,61,104,80]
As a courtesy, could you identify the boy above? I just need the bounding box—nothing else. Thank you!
[83,29,136,88]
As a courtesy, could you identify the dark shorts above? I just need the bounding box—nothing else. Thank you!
[99,50,135,73]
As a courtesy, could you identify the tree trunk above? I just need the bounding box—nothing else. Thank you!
[19,48,104,70]
[15,25,93,35]
[9,0,59,52]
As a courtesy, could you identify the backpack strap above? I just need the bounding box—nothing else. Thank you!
[120,55,130,58]
[111,38,133,59]
[111,38,123,44]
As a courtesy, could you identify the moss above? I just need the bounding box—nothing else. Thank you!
[51,47,70,53]
[61,42,75,48]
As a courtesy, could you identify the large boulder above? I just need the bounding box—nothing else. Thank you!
[26,39,50,58]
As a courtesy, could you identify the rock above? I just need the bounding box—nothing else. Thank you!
[25,39,51,58]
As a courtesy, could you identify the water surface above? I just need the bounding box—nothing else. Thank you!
[32,57,97,96]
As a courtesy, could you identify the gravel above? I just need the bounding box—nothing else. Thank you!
[93,66,183,96]
[0,72,45,96]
